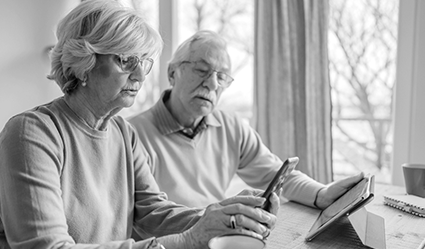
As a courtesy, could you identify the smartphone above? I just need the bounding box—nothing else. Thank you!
[261,157,299,211]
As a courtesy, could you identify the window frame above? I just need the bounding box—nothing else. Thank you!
[391,0,425,186]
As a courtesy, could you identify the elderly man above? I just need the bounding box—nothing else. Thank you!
[128,30,362,209]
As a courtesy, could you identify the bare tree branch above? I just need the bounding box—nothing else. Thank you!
[329,0,398,172]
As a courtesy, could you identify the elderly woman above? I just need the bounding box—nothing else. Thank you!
[0,1,278,248]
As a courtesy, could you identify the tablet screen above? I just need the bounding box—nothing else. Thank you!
[305,175,374,241]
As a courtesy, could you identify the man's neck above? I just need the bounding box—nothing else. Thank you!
[163,91,202,129]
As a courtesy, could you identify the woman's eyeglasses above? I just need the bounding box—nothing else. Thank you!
[118,55,154,75]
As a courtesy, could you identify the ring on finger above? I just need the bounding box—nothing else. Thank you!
[264,229,271,239]
[230,215,237,229]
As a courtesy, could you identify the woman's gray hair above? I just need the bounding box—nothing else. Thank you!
[47,0,163,94]
[167,30,230,82]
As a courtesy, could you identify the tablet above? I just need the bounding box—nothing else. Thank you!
[305,174,375,241]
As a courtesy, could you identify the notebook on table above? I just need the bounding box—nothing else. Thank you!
[384,194,425,217]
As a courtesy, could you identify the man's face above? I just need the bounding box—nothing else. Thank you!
[170,41,231,120]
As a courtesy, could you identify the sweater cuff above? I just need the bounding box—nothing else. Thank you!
[313,186,326,209]
[281,170,326,207]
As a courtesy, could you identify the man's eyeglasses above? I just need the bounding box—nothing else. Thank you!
[181,61,234,88]
[118,55,154,75]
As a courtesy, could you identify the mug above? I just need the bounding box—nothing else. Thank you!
[402,163,425,198]
[208,234,265,249]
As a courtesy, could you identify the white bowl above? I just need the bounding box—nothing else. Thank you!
[208,234,266,249]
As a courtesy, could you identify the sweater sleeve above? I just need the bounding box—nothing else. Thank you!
[0,113,77,248]
[280,170,325,207]
[234,115,325,208]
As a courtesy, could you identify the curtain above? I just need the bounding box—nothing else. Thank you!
[254,0,332,183]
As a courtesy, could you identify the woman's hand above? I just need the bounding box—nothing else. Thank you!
[237,188,281,219]
[182,193,277,248]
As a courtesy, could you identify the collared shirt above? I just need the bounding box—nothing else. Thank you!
[144,90,221,138]
[180,118,207,139]
[129,90,324,208]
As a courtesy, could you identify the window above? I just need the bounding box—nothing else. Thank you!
[329,0,399,183]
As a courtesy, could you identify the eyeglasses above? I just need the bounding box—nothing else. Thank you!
[118,54,154,75]
[181,61,234,88]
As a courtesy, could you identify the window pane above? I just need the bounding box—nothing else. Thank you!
[329,0,399,183]
[177,0,255,122]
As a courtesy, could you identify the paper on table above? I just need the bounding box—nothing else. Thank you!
[418,239,425,249]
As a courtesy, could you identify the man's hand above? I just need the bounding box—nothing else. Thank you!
[315,172,364,209]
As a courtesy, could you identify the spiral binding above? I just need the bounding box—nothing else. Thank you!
[384,196,425,218]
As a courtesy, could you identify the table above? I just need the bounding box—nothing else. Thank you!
[266,183,425,248]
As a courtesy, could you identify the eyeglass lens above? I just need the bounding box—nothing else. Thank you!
[120,55,153,75]
[190,62,233,87]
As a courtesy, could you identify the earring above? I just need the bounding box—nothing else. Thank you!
[81,78,87,87]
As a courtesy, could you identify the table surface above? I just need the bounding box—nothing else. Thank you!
[266,183,425,249]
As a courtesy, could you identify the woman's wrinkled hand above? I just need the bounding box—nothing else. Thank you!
[237,188,280,219]
[183,192,277,248]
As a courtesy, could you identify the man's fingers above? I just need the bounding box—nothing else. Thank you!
[335,172,364,189]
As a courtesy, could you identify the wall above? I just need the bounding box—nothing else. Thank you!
[391,0,425,186]
[0,0,79,130]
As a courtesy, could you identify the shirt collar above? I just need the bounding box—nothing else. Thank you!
[151,89,221,136]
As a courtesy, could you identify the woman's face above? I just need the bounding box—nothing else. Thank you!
[85,54,146,114]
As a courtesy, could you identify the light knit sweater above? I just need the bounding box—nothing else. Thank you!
[0,97,200,249]
[128,90,325,208]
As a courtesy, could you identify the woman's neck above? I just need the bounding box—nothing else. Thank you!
[64,93,113,131]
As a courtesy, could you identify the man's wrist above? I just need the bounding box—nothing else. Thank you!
[313,187,326,209]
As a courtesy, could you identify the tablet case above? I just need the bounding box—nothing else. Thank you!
[305,175,375,242]
[384,194,425,217]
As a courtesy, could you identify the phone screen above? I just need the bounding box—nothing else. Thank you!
[261,157,299,211]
